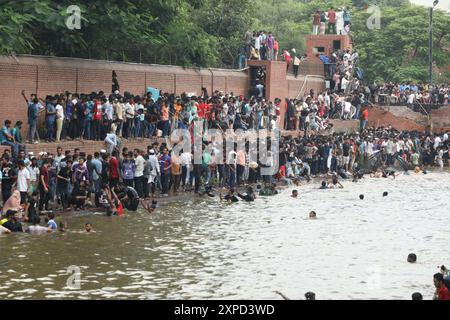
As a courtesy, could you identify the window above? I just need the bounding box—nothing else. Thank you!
[333,40,341,50]
[314,47,325,53]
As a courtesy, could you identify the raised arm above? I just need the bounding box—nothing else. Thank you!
[21,90,29,104]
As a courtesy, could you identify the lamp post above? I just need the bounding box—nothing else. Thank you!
[429,0,439,85]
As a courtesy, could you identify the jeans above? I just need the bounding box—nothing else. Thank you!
[124,179,134,188]
[182,165,189,187]
[360,120,368,132]
[237,164,245,185]
[1,141,18,157]
[28,121,37,143]
[57,184,70,209]
[38,185,50,211]
[46,118,55,141]
[327,22,336,34]
[134,118,142,138]
[1,183,12,204]
[83,119,92,140]
[134,175,145,198]
[161,120,170,137]
[161,173,170,194]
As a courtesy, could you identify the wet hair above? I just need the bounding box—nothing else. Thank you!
[407,253,417,263]
[411,292,423,300]
[383,192,388,197]
[48,212,55,219]
[359,194,364,200]
[321,181,327,187]
[434,273,444,283]
[305,292,316,300]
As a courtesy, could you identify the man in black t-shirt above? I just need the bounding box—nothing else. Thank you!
[3,210,23,232]
[114,185,139,211]
[342,139,351,171]
[57,159,73,210]
[1,158,16,204]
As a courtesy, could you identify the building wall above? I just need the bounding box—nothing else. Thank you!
[0,55,326,137]
[306,35,353,62]
[0,55,249,130]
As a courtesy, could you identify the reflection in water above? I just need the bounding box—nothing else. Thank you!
[1,172,449,300]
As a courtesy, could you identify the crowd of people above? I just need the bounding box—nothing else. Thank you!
[245,31,280,63]
[0,119,448,229]
[368,82,450,107]
[1,90,449,299]
[312,7,352,36]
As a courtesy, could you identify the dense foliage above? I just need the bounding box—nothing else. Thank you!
[0,0,448,82]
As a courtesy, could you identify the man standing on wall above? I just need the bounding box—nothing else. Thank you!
[312,10,321,35]
[360,106,369,132]
[327,7,336,34]
[22,90,42,144]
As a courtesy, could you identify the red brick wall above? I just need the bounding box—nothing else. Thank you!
[306,35,353,62]
[0,55,326,136]
[0,55,249,133]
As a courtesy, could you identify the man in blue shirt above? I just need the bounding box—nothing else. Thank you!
[0,120,19,156]
[84,99,94,140]
[91,152,103,205]
[21,90,42,144]
[45,97,57,142]
[317,53,331,77]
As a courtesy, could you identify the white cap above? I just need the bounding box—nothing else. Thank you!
[28,152,34,156]
[100,149,107,153]
[149,149,155,154]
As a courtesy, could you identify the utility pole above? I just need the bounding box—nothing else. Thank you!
[429,0,439,85]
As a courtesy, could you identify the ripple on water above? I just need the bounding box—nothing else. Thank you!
[0,172,449,299]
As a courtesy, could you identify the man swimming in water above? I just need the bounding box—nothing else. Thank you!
[329,174,344,189]
[141,199,158,214]
[85,223,93,233]
[237,186,255,202]
[220,189,239,203]
[291,190,299,198]
[309,211,317,219]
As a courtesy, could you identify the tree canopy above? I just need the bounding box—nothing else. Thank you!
[0,0,448,83]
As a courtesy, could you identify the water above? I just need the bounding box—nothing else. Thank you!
[1,172,449,300]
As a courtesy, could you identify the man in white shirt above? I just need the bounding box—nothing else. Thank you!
[134,150,146,199]
[180,151,192,188]
[17,160,30,204]
[105,131,119,154]
[113,98,124,136]
[55,101,64,142]
[147,149,160,196]
[27,157,40,194]
[433,135,441,150]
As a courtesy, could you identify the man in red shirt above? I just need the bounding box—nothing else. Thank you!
[109,150,120,188]
[38,159,51,211]
[327,7,336,34]
[360,106,369,132]
[434,273,450,300]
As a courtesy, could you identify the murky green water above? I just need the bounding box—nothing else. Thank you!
[1,172,449,300]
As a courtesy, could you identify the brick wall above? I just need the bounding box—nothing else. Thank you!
[0,55,249,131]
[0,55,326,138]
[306,35,353,62]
